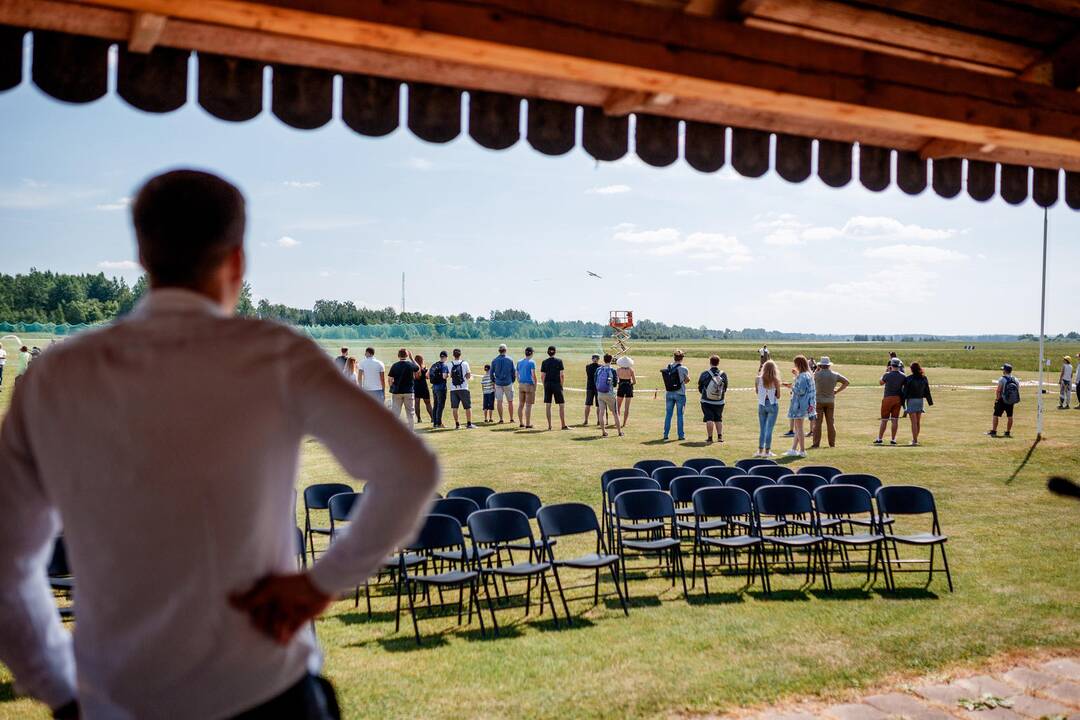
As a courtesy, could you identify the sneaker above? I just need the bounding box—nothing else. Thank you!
[706,437,714,444]
[783,449,800,457]
[782,431,795,437]
[466,423,477,429]
[718,436,724,443]
[910,441,919,446]
[455,423,461,430]
[873,439,883,445]
[986,430,998,437]
[798,451,807,458]
[662,436,669,441]
[752,451,762,458]
[1003,431,1011,437]
[889,440,897,446]
[678,436,686,441]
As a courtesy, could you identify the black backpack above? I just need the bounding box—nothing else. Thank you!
[429,362,445,385]
[660,363,684,392]
[1002,376,1021,405]
[450,361,466,386]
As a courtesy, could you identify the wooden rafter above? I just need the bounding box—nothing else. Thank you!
[126,10,165,53]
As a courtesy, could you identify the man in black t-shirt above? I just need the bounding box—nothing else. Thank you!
[540,345,567,431]
[388,348,420,430]
[583,353,601,426]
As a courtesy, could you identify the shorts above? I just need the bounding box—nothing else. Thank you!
[494,384,514,401]
[906,398,925,414]
[544,385,565,404]
[585,386,598,406]
[519,384,536,403]
[597,393,617,412]
[450,389,472,410]
[701,402,725,423]
[617,379,634,398]
[483,392,495,410]
[880,395,902,419]
[993,399,1014,418]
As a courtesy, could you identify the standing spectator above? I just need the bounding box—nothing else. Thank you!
[888,351,904,372]
[540,346,568,431]
[697,354,728,444]
[582,353,601,427]
[481,364,495,423]
[616,356,636,429]
[785,355,815,457]
[429,351,449,428]
[874,358,906,446]
[448,348,476,430]
[810,356,849,449]
[490,344,516,423]
[516,347,538,429]
[758,345,770,369]
[358,347,386,404]
[334,347,349,373]
[1059,356,1073,409]
[413,354,432,424]
[344,356,359,385]
[902,362,933,445]
[388,348,420,430]
[595,354,623,438]
[0,344,6,388]
[755,359,781,458]
[661,350,691,441]
[988,363,1020,437]
[19,345,31,376]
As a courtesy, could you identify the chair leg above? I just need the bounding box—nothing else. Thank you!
[926,544,936,589]
[407,583,422,646]
[690,537,699,589]
[609,564,629,616]
[550,565,572,624]
[481,573,499,636]
[472,579,486,637]
[759,545,772,595]
[394,577,403,632]
[593,568,600,606]
[540,573,560,628]
[365,582,372,618]
[940,543,954,592]
[620,551,631,600]
[676,547,688,596]
[701,543,711,597]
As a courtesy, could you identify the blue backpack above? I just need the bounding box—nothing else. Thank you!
[595,366,614,393]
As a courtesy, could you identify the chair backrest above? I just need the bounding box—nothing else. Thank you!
[487,491,543,518]
[614,489,675,521]
[876,485,938,516]
[799,465,842,481]
[467,508,534,545]
[727,475,776,496]
[703,466,746,483]
[294,527,305,562]
[832,473,883,494]
[634,459,676,475]
[692,486,753,519]
[447,486,496,508]
[408,513,467,553]
[537,502,601,539]
[814,484,874,517]
[607,476,661,503]
[670,475,722,504]
[602,467,649,486]
[786,473,828,496]
[683,457,724,472]
[752,465,795,482]
[735,457,778,471]
[304,482,354,510]
[652,466,697,492]
[432,497,480,526]
[328,491,362,523]
[754,484,814,518]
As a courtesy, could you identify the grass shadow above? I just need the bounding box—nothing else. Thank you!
[335,609,399,625]
[686,591,746,605]
[746,589,811,601]
[461,624,525,642]
[609,595,663,608]
[535,615,597,633]
[489,427,520,433]
[808,587,874,601]
[640,439,669,446]
[0,682,15,703]
[572,435,605,442]
[875,587,941,600]
[680,441,709,448]
[1005,436,1041,484]
[376,634,450,652]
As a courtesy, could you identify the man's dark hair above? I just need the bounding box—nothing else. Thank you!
[340,348,349,355]
[603,354,613,364]
[525,347,533,356]
[710,355,720,366]
[453,348,461,357]
[365,347,375,356]
[132,169,246,288]
[547,346,556,356]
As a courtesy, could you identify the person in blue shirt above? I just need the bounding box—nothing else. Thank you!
[428,350,450,428]
[516,347,538,429]
[490,343,516,424]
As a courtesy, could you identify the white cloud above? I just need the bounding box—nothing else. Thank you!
[612,224,753,265]
[585,184,631,195]
[277,236,300,248]
[285,216,373,232]
[754,212,812,246]
[674,269,700,276]
[752,213,962,247]
[95,197,131,211]
[406,157,433,171]
[863,244,968,263]
[97,260,139,270]
[612,225,680,245]
[282,180,321,189]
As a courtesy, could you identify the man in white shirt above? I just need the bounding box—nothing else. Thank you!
[447,348,476,430]
[0,170,439,719]
[0,344,6,388]
[358,347,386,403]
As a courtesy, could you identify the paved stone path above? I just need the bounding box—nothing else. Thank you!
[727,656,1080,720]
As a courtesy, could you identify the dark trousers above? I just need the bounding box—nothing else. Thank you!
[812,401,836,447]
[232,675,339,720]
[432,385,447,426]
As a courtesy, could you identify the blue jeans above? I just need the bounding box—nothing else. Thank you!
[758,402,779,449]
[431,385,447,426]
[664,392,686,438]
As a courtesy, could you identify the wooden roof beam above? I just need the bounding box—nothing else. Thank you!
[1019,31,1080,90]
[127,10,165,53]
[601,87,674,116]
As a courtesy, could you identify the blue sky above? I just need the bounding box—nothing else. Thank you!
[1,49,1078,335]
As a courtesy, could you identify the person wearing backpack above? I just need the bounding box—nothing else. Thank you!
[1059,356,1073,410]
[661,350,691,441]
[428,350,450,428]
[594,354,623,438]
[448,348,476,429]
[988,363,1020,437]
[696,355,728,444]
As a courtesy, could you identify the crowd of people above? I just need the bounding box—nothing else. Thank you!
[0,344,42,390]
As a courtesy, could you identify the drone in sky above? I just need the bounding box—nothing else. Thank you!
[586,270,603,279]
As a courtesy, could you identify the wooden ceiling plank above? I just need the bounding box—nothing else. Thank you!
[127,10,165,53]
[851,0,1074,47]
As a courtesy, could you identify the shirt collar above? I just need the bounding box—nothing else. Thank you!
[132,288,229,319]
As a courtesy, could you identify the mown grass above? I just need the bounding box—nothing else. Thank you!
[1,339,1078,719]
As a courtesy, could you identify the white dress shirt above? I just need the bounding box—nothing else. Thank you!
[0,289,439,719]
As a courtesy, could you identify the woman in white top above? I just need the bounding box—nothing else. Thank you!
[344,356,359,385]
[755,359,782,457]
[1060,356,1074,409]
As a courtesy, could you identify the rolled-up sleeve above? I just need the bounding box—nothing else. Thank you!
[0,381,77,709]
[288,338,440,595]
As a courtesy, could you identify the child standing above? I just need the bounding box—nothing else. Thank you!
[481,363,496,423]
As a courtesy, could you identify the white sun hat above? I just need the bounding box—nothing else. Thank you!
[616,355,634,368]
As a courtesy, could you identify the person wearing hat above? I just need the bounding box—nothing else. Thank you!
[428,350,450,428]
[582,353,602,427]
[874,357,906,445]
[1059,356,1073,409]
[989,363,1019,437]
[490,343,516,423]
[810,356,849,449]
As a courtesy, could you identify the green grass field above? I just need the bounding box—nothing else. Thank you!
[1,337,1078,719]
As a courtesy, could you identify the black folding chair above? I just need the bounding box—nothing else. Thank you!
[467,508,562,633]
[486,491,555,557]
[670,475,722,534]
[875,486,953,592]
[537,503,628,622]
[652,466,697,492]
[48,536,74,620]
[727,475,779,533]
[600,468,649,545]
[799,465,842,481]
[430,497,495,567]
[833,474,893,531]
[447,486,496,508]
[303,482,353,562]
[752,465,795,483]
[690,487,765,595]
[395,513,487,644]
[606,476,662,549]
[703,466,746,484]
[613,489,688,599]
[781,475,842,534]
[683,457,725,473]
[753,485,831,594]
[735,457,778,472]
[633,459,676,476]
[814,485,892,591]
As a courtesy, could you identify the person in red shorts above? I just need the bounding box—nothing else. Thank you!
[874,357,906,445]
